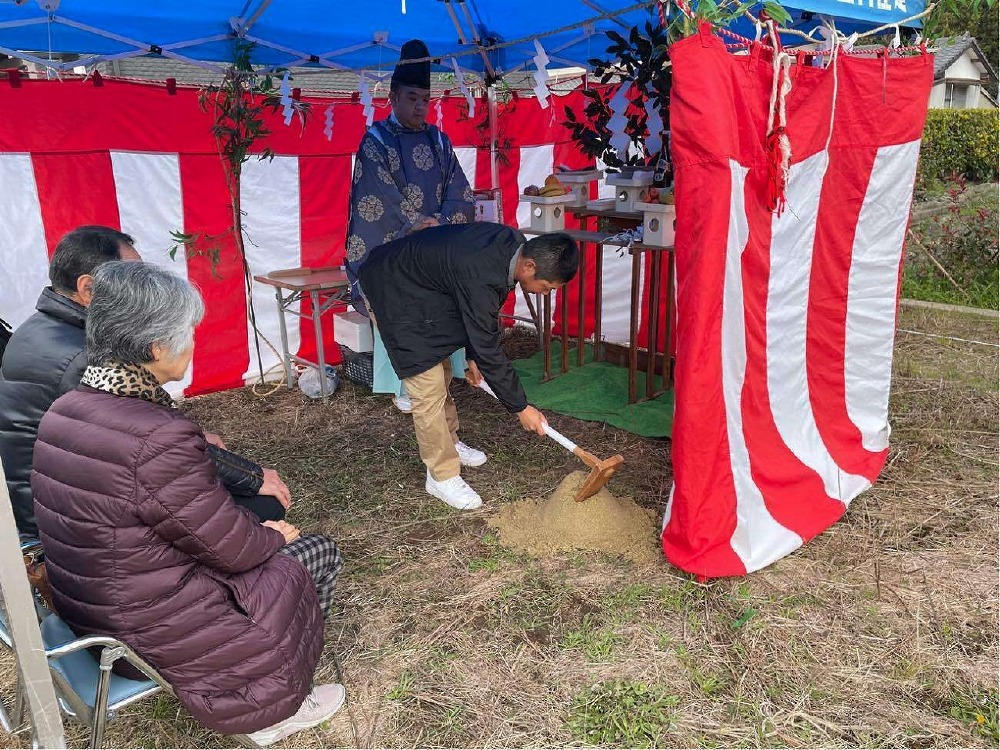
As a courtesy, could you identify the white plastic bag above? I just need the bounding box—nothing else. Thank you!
[298,365,340,399]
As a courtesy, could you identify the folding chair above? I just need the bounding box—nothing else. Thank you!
[40,614,169,747]
[3,604,259,747]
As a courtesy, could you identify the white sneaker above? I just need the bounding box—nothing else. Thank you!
[247,683,346,747]
[393,393,413,413]
[425,472,483,510]
[455,440,488,468]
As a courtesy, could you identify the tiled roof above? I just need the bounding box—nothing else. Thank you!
[95,56,583,95]
[932,34,998,83]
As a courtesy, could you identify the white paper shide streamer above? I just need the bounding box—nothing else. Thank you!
[451,57,475,118]
[643,98,662,155]
[532,39,551,109]
[607,85,631,161]
[323,105,335,141]
[359,75,375,126]
[279,71,294,126]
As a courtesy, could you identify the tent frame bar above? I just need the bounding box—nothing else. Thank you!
[503,29,592,75]
[579,0,631,29]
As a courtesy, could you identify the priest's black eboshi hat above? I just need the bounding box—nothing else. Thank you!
[391,39,431,90]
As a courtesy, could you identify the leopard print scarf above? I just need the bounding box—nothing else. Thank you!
[80,362,174,408]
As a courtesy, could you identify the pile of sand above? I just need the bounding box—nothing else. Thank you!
[488,471,661,564]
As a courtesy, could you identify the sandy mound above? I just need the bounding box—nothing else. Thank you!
[488,471,661,564]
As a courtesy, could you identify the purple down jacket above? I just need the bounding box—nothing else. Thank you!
[30,386,324,734]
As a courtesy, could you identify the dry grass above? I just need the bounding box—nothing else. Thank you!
[0,306,996,749]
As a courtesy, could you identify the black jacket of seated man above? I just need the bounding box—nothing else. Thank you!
[359,222,537,414]
[0,289,282,538]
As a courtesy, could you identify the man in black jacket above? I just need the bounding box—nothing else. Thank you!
[0,226,289,538]
[360,222,579,510]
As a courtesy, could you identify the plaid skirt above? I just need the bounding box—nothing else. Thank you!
[279,534,343,618]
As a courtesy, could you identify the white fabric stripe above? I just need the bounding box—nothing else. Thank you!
[767,151,870,502]
[0,155,49,328]
[240,156,302,383]
[514,145,555,324]
[662,484,675,530]
[600,246,637,345]
[591,160,634,345]
[454,147,477,188]
[845,140,920,452]
[111,151,191,397]
[516,145,555,232]
[723,160,803,569]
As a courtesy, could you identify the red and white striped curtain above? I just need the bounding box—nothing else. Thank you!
[663,29,933,576]
[0,78,674,397]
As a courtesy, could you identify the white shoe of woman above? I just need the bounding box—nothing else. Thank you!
[247,683,346,747]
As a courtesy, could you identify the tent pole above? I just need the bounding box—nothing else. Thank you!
[488,83,499,191]
[0,466,65,749]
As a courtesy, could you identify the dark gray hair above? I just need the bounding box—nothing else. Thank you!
[49,225,135,294]
[523,232,579,284]
[87,262,204,366]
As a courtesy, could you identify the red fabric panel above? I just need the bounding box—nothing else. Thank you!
[497,147,521,320]
[31,152,121,255]
[1,79,369,158]
[661,32,746,577]
[660,163,745,576]
[179,154,249,396]
[296,155,350,366]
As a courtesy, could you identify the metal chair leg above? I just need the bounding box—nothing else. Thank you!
[0,699,13,733]
[90,646,123,748]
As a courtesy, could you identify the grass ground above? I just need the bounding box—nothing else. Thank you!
[0,305,996,749]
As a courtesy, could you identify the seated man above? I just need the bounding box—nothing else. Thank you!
[359,223,579,509]
[0,225,288,539]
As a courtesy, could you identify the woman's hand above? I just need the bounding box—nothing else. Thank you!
[260,468,292,509]
[204,432,227,449]
[465,360,483,387]
[262,520,300,544]
[517,406,548,436]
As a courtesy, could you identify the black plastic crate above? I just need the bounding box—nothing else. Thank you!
[339,344,373,389]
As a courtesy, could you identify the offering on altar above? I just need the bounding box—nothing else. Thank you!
[521,174,575,232]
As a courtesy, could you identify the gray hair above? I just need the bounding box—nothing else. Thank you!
[87,261,205,366]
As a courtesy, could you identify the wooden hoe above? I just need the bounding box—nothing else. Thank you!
[477,382,624,501]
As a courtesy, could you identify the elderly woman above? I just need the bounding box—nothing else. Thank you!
[31,262,345,746]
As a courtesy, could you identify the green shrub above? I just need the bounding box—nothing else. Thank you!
[918,109,999,190]
[904,177,999,309]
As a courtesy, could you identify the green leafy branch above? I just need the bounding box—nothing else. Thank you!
[168,231,224,278]
[169,39,310,385]
[563,1,790,172]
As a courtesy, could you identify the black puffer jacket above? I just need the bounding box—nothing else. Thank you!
[0,290,268,537]
[0,290,88,536]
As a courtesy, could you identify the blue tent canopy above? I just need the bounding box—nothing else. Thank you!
[0,0,925,77]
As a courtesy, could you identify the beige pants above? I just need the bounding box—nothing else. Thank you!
[403,358,461,481]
